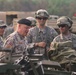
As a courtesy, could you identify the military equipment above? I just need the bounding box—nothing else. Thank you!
[0,48,74,75]
[35,9,49,18]
[26,17,36,26]
[0,63,21,75]
[0,49,12,63]
[14,54,40,75]
[48,41,76,72]
[0,20,7,28]
[57,16,73,28]
[28,60,72,75]
[50,41,73,51]
[14,49,73,75]
[0,49,21,75]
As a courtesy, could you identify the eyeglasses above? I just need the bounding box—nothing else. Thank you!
[0,26,6,28]
[58,24,67,28]
[36,17,48,20]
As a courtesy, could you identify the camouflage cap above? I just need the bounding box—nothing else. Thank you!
[26,17,36,26]
[35,9,49,18]
[0,20,7,28]
[57,16,73,28]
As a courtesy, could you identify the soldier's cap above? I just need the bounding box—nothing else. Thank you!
[17,18,31,26]
[0,20,7,28]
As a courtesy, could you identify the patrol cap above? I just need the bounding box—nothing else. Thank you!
[17,18,31,26]
[57,16,73,28]
[0,20,7,28]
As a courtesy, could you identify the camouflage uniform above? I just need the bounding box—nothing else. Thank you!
[53,33,76,49]
[0,20,7,48]
[49,16,76,64]
[2,18,31,62]
[26,17,36,27]
[3,31,28,57]
[27,9,58,56]
[0,36,4,48]
[50,33,76,62]
[3,26,14,39]
[52,16,76,49]
[27,26,58,55]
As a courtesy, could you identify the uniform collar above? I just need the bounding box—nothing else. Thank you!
[17,32,25,40]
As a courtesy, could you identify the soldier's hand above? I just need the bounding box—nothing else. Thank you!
[35,42,46,48]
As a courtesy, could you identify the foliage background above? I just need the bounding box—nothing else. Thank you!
[0,0,76,17]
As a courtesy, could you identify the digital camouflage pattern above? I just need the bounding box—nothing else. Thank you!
[3,31,28,61]
[57,16,73,28]
[26,17,36,26]
[35,9,49,18]
[0,36,4,48]
[3,26,14,39]
[49,33,76,64]
[27,26,58,55]
[53,33,76,49]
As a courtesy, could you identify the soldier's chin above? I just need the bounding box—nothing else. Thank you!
[40,24,45,26]
[25,33,27,36]
[25,33,28,36]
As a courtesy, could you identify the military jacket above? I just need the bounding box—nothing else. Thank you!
[0,36,4,48]
[3,26,14,39]
[27,26,58,54]
[53,33,76,49]
[49,33,76,64]
[3,31,28,57]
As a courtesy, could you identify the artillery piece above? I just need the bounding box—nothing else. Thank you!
[0,48,75,75]
[14,52,74,75]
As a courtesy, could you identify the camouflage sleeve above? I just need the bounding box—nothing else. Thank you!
[48,28,58,43]
[27,29,32,43]
[3,37,14,50]
[52,35,60,42]
[72,34,76,50]
[0,37,4,48]
[50,28,58,38]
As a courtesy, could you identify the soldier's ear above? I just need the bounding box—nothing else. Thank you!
[18,24,21,28]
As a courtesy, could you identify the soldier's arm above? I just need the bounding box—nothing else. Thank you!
[3,37,14,50]
[27,29,32,43]
[51,28,58,39]
[26,42,46,49]
[47,28,58,44]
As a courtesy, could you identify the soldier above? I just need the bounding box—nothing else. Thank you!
[0,20,7,48]
[3,26,14,39]
[27,9,58,59]
[3,19,19,39]
[26,17,36,28]
[3,18,31,61]
[50,16,76,50]
[48,16,76,71]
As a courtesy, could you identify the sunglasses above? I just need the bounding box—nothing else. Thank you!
[36,17,48,20]
[0,26,6,28]
[58,24,67,28]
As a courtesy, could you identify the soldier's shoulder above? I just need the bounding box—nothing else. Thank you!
[46,26,57,32]
[6,32,17,40]
[46,26,54,29]
[53,35,60,41]
[54,35,60,39]
[71,33,76,39]
[29,26,38,33]
[72,33,76,36]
